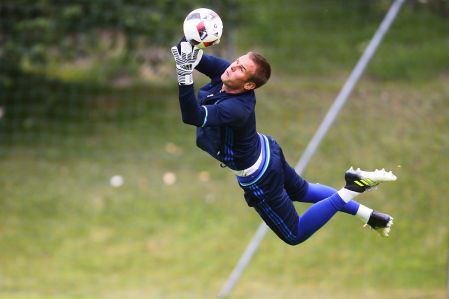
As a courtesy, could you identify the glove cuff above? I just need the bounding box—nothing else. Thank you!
[176,67,193,85]
[179,73,193,85]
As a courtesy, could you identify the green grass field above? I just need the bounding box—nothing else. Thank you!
[1,2,448,298]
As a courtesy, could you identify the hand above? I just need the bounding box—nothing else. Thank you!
[171,41,203,85]
[175,37,204,68]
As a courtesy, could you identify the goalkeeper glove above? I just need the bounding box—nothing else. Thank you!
[171,41,203,85]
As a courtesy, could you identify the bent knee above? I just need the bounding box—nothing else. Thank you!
[279,234,306,246]
[284,239,302,246]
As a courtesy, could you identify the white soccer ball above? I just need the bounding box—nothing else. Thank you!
[183,8,223,49]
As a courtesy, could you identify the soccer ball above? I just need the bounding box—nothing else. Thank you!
[183,8,223,49]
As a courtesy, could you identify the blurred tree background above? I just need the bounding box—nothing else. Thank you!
[0,0,447,157]
[0,0,240,158]
[0,1,448,298]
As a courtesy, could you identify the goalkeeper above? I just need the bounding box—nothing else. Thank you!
[171,40,396,245]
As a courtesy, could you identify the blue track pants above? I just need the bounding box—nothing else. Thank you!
[240,136,361,245]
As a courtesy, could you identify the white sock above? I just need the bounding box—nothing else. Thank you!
[356,205,373,223]
[337,188,359,203]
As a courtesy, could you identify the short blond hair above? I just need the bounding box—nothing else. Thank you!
[248,52,271,88]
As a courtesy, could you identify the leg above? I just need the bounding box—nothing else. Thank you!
[296,192,348,243]
[245,182,349,245]
[242,138,351,245]
[279,153,375,222]
[279,153,396,236]
[302,182,378,223]
[280,155,362,216]
[302,182,360,216]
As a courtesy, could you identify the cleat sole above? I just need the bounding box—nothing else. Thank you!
[347,167,397,183]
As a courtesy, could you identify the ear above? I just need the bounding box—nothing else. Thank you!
[243,81,256,91]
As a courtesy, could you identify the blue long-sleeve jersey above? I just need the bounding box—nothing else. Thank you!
[178,54,261,170]
[177,52,359,247]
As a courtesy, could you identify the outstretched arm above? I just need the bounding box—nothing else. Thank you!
[171,41,206,126]
[178,84,252,128]
[171,42,247,128]
[178,85,206,127]
[195,54,230,81]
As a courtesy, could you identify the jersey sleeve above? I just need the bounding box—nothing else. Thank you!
[201,97,253,127]
[179,85,254,127]
[195,54,230,81]
[178,85,253,128]
[178,85,206,127]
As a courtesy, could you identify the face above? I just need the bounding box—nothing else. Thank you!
[221,53,257,93]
